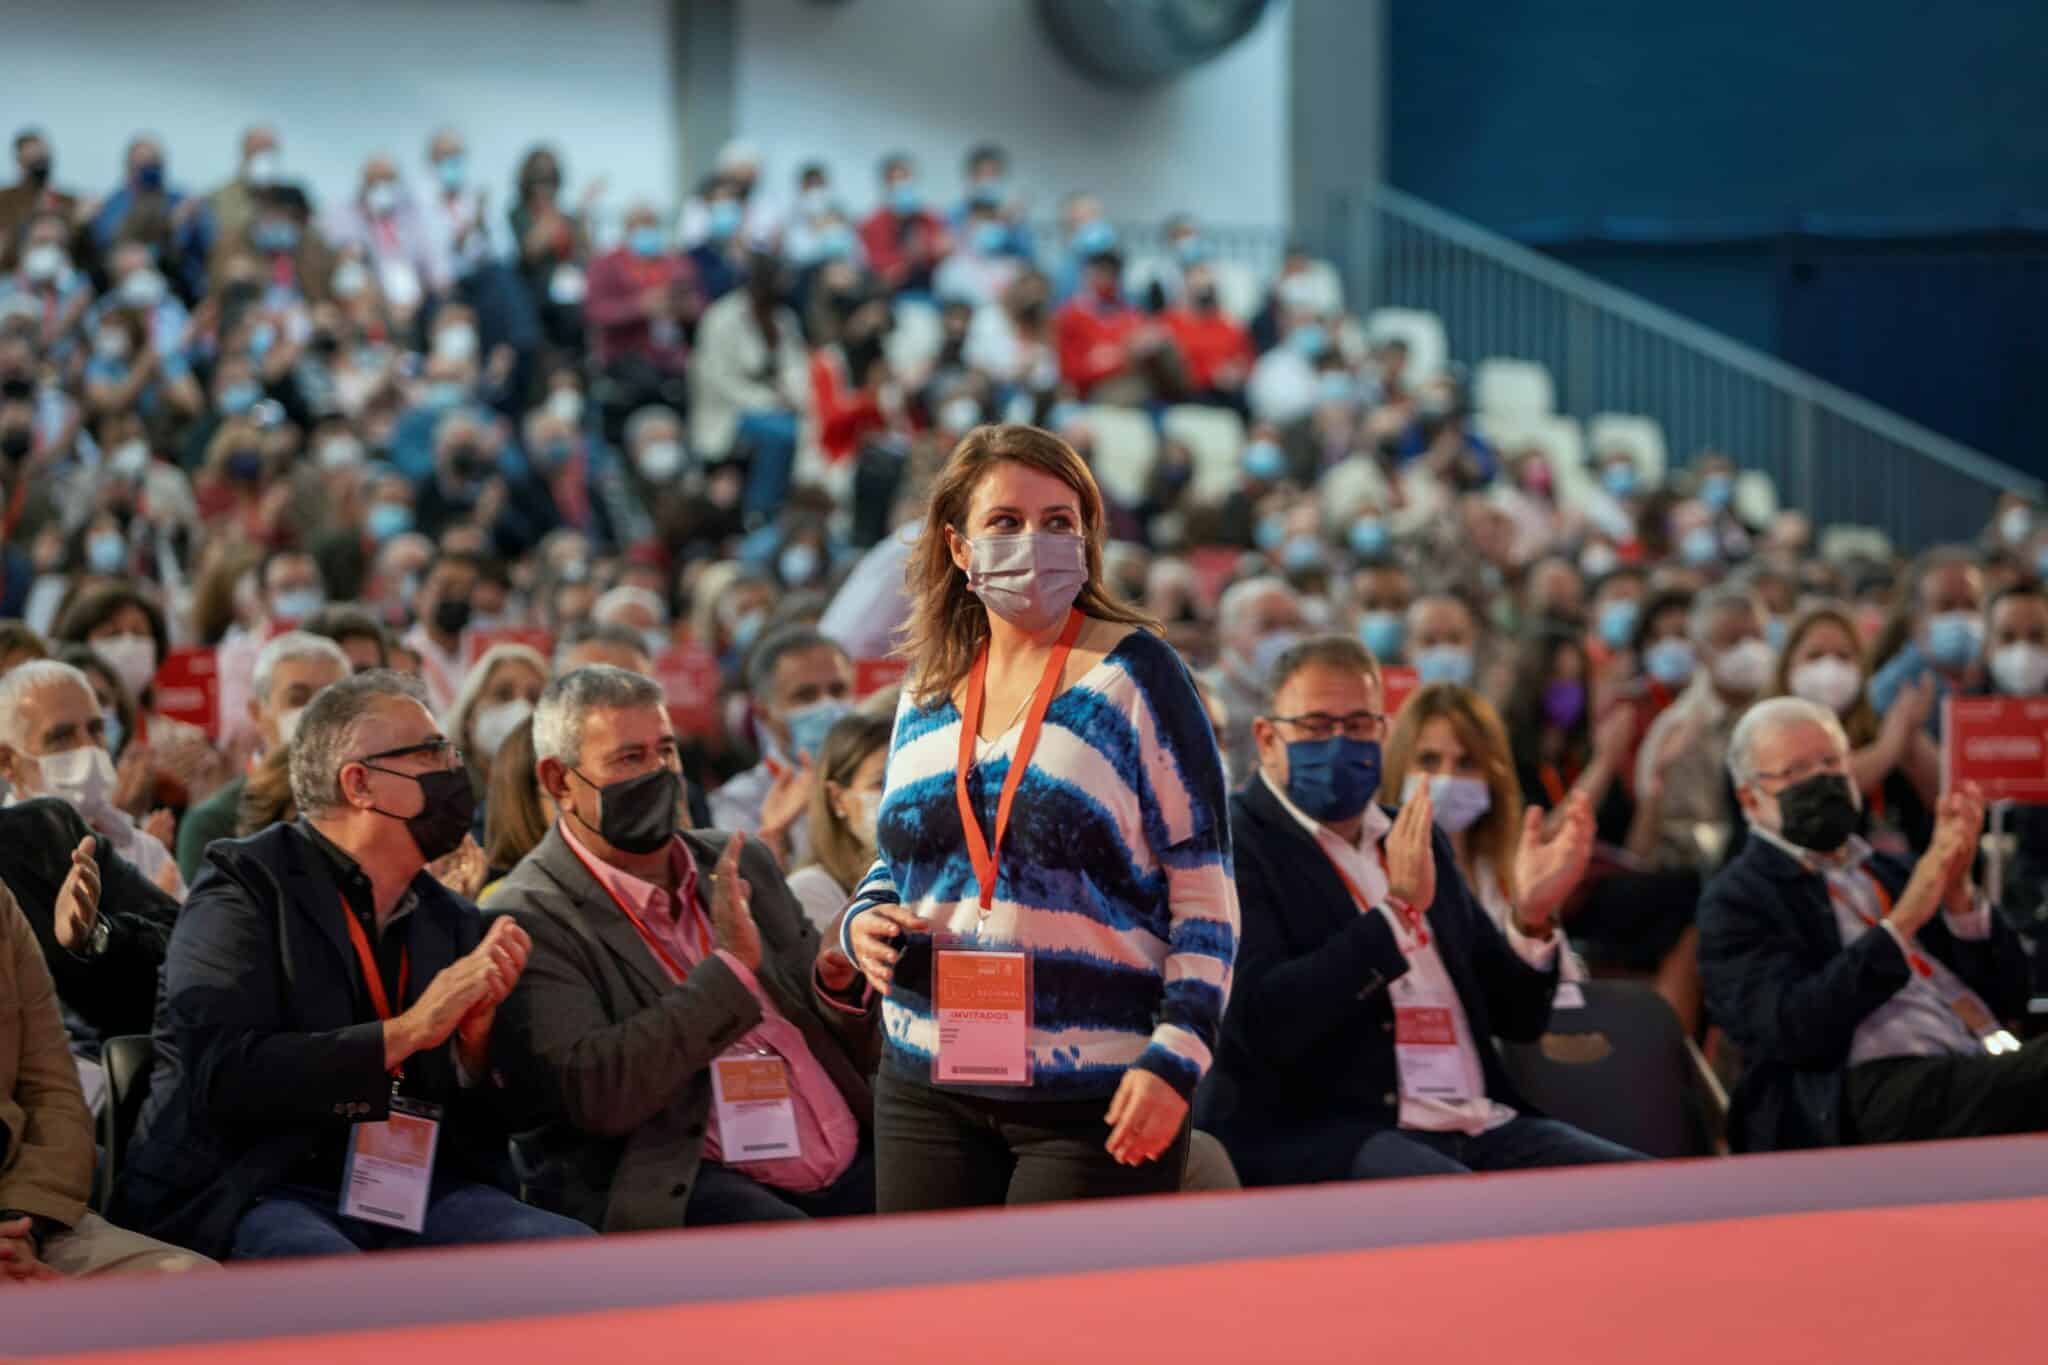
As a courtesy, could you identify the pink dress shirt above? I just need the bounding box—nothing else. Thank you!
[561,822,860,1192]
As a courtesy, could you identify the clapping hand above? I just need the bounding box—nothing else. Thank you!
[1515,791,1594,935]
[54,836,101,954]
[1385,782,1436,916]
[708,834,762,972]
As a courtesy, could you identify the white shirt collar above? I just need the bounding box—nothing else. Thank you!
[1259,768,1392,852]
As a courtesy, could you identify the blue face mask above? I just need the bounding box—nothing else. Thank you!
[969,179,1007,209]
[1679,526,1720,566]
[2036,547,2048,583]
[779,541,822,586]
[1644,638,1696,687]
[972,222,1008,255]
[135,163,165,193]
[783,698,852,762]
[1244,440,1286,484]
[1174,235,1210,266]
[1072,221,1117,257]
[102,708,125,761]
[1348,519,1389,558]
[707,200,742,240]
[1414,645,1475,687]
[1283,535,1324,573]
[1290,324,1328,359]
[1596,598,1639,651]
[1254,516,1287,551]
[1701,473,1733,509]
[435,155,467,191]
[1283,737,1381,824]
[248,322,276,360]
[1602,463,1638,498]
[1926,612,1985,669]
[889,182,922,215]
[1318,371,1359,407]
[226,451,265,483]
[86,532,126,575]
[817,223,857,260]
[272,587,323,622]
[253,220,300,254]
[1249,630,1301,683]
[1764,615,1788,651]
[367,501,414,542]
[220,381,260,416]
[1358,610,1404,661]
[629,225,664,258]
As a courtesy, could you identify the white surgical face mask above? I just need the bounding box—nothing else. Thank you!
[847,788,881,848]
[472,699,533,758]
[1401,772,1493,834]
[433,322,479,362]
[964,532,1089,633]
[1712,637,1774,696]
[276,706,307,748]
[546,389,584,424]
[1788,656,1863,714]
[92,633,159,703]
[1988,642,2048,697]
[637,439,684,482]
[35,745,118,809]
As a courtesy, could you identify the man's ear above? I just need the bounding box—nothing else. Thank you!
[536,756,572,804]
[0,743,23,791]
[246,695,265,728]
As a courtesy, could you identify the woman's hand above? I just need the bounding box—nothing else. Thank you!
[1514,792,1594,935]
[847,905,930,997]
[1104,1069,1188,1166]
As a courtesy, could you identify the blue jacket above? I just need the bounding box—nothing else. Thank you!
[112,822,522,1258]
[1199,778,1555,1144]
[1698,835,2028,1153]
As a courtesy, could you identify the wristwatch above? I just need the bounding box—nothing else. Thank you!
[85,915,110,959]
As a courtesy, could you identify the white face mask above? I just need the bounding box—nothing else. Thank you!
[637,440,684,482]
[1988,642,2048,697]
[1400,772,1493,834]
[92,633,159,703]
[433,322,479,362]
[847,787,881,848]
[1711,637,1774,695]
[546,389,584,425]
[964,532,1089,633]
[34,745,119,810]
[23,242,66,282]
[472,699,533,758]
[1788,656,1862,714]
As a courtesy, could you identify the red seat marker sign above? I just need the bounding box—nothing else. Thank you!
[1942,696,2048,803]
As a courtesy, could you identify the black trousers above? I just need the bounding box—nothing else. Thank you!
[874,1068,1189,1212]
[1845,1036,2048,1144]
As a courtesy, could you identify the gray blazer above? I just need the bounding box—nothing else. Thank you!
[485,823,877,1231]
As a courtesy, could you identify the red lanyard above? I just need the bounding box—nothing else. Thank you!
[1828,870,1931,978]
[1322,838,1428,948]
[343,901,411,1078]
[590,846,708,982]
[956,608,1085,913]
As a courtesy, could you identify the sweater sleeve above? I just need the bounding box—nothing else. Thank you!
[1124,643,1239,1101]
[0,882,92,1228]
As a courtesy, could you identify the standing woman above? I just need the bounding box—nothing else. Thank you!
[844,424,1238,1208]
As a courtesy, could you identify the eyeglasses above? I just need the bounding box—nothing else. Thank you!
[354,737,464,771]
[1268,710,1388,743]
[1752,752,1848,788]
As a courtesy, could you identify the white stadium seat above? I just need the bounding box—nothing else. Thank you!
[1162,404,1249,502]
[1473,358,1556,421]
[1363,308,1448,383]
[1210,260,1263,322]
[1082,405,1160,509]
[885,297,944,377]
[1734,469,1780,525]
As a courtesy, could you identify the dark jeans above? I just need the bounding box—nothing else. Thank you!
[685,1144,878,1226]
[1222,1115,1646,1187]
[1846,1037,2048,1144]
[874,1068,1189,1212]
[737,411,800,527]
[229,1181,593,1260]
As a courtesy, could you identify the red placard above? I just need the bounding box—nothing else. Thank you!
[152,647,221,737]
[1942,696,2048,803]
[1185,546,1245,611]
[466,625,555,667]
[854,655,910,700]
[654,643,722,740]
[1380,666,1419,720]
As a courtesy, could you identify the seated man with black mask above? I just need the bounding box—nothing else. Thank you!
[1700,697,2038,1152]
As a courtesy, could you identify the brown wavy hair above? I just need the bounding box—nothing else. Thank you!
[899,424,1156,707]
[1378,683,1524,904]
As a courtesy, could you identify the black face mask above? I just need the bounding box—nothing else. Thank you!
[366,765,476,864]
[0,375,32,402]
[24,158,51,187]
[432,597,473,635]
[1775,772,1859,853]
[573,765,681,855]
[0,429,30,462]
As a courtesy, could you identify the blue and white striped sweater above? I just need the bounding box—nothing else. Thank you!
[839,628,1239,1102]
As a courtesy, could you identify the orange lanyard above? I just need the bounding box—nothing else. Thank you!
[956,608,1085,913]
[591,846,708,982]
[1828,870,1931,978]
[343,901,411,1079]
[1322,838,1428,948]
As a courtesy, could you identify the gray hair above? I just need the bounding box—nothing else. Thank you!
[1689,584,1761,647]
[445,643,550,752]
[744,624,845,699]
[252,631,352,705]
[289,670,432,816]
[1726,695,1848,788]
[0,660,95,748]
[591,584,667,629]
[532,665,667,769]
[1217,576,1299,643]
[555,622,654,671]
[623,404,682,451]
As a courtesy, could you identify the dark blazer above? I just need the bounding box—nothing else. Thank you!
[1200,778,1556,1146]
[0,798,180,1043]
[110,822,517,1259]
[1699,835,2029,1153]
[484,824,878,1233]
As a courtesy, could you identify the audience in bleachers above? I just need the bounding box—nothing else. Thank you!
[0,109,2043,1276]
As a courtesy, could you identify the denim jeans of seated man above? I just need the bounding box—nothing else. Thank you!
[683,1143,878,1226]
[229,1181,594,1259]
[738,411,800,526]
[1347,1116,1646,1180]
